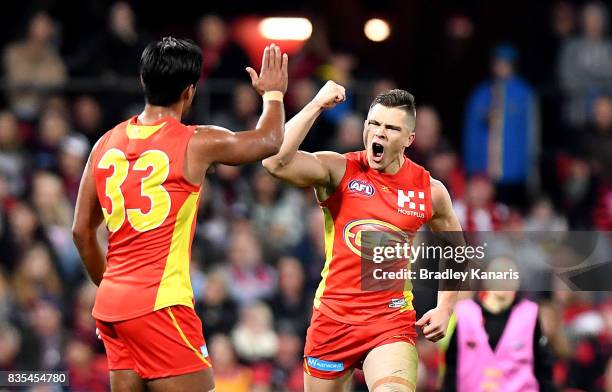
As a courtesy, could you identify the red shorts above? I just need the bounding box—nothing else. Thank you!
[95,305,211,379]
[303,308,417,379]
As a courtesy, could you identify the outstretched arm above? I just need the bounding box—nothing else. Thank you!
[187,44,288,174]
[72,148,106,286]
[262,81,347,192]
[416,179,463,342]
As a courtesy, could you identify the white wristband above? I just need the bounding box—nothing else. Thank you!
[263,91,284,102]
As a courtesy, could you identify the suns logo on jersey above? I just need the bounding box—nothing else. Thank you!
[343,219,410,261]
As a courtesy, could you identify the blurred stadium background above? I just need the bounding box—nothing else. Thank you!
[0,0,610,391]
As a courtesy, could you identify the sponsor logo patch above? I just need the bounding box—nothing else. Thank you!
[306,356,345,372]
[388,298,408,308]
[348,179,375,197]
[200,344,209,357]
[397,189,426,218]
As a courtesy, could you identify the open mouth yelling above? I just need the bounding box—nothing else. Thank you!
[372,142,384,163]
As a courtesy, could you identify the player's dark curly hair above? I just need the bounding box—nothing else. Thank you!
[139,37,203,106]
[369,89,417,121]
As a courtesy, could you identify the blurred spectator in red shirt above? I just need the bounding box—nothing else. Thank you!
[225,227,277,305]
[252,327,304,392]
[65,337,109,391]
[453,175,508,231]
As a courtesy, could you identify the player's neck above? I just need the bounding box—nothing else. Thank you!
[380,154,405,175]
[138,103,183,125]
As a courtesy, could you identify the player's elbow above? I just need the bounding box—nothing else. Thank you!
[258,124,284,157]
[262,155,283,175]
[72,222,92,247]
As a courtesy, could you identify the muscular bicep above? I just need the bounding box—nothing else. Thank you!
[264,150,345,188]
[428,179,462,232]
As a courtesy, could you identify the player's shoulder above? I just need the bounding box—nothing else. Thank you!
[341,150,367,170]
[430,176,452,210]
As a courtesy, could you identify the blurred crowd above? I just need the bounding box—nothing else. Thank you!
[0,1,610,391]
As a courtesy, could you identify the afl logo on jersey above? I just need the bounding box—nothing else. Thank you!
[348,180,375,197]
[343,219,409,260]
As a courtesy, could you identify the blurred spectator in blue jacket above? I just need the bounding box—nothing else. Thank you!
[463,43,540,207]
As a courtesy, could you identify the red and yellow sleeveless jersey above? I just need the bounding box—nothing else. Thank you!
[315,151,433,325]
[91,116,201,322]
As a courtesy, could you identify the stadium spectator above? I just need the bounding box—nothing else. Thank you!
[267,256,311,335]
[0,322,21,371]
[453,175,508,231]
[12,245,62,309]
[3,12,66,120]
[559,1,612,128]
[293,206,327,288]
[318,51,356,125]
[427,149,465,200]
[0,111,27,197]
[31,171,79,282]
[8,202,51,266]
[410,105,450,166]
[28,299,65,370]
[97,2,147,78]
[71,95,105,146]
[441,257,556,392]
[463,44,540,207]
[330,112,364,154]
[33,108,71,171]
[524,196,568,232]
[58,134,90,204]
[210,83,260,130]
[197,15,250,81]
[251,170,305,253]
[208,334,253,392]
[231,301,278,362]
[65,337,109,392]
[225,227,277,305]
[251,327,304,392]
[70,281,97,346]
[196,269,238,339]
[580,94,612,179]
[558,155,599,228]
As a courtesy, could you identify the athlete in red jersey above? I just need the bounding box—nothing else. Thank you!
[263,82,463,391]
[72,37,288,391]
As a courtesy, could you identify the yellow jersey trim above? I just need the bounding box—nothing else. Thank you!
[154,191,199,310]
[313,207,335,308]
[126,121,166,139]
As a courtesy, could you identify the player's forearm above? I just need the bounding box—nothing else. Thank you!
[251,100,285,158]
[73,230,106,286]
[436,290,458,315]
[263,100,323,171]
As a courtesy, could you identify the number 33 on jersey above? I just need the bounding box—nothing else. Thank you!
[91,116,201,322]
